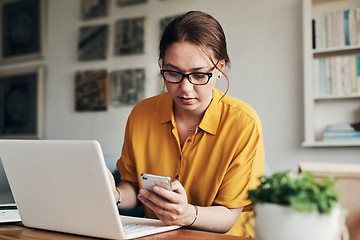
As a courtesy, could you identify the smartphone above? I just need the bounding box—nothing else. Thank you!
[140,173,172,192]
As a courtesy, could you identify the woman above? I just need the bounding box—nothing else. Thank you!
[110,11,264,237]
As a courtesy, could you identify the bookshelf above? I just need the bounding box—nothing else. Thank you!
[302,0,360,147]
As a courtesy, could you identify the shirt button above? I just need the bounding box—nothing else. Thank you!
[175,175,179,179]
[187,139,192,143]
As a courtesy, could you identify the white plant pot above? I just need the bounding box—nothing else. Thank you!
[255,203,342,240]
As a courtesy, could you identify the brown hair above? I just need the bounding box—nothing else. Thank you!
[159,11,230,94]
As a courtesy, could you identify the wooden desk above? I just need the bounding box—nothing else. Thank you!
[0,223,249,240]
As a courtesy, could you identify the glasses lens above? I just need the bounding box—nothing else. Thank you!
[189,73,210,84]
[163,71,182,83]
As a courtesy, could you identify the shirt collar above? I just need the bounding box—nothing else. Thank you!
[157,89,222,135]
[158,93,173,124]
[200,89,221,135]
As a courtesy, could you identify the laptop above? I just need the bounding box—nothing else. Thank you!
[0,158,21,223]
[0,140,179,239]
[0,203,21,224]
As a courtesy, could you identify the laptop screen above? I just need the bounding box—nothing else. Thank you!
[0,158,15,204]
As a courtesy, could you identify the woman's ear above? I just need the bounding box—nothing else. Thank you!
[216,59,226,76]
[219,59,226,70]
[158,58,164,69]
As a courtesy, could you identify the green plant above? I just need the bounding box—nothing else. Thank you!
[248,171,339,214]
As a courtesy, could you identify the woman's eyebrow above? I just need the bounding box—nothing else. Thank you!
[163,63,210,71]
[163,63,181,70]
[192,66,210,71]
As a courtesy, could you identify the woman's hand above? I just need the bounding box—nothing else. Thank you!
[106,168,141,210]
[106,168,116,193]
[137,181,195,226]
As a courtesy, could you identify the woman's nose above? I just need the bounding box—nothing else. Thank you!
[179,76,194,92]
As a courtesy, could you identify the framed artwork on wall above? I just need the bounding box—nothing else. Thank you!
[80,0,110,20]
[114,17,145,55]
[75,69,108,111]
[117,0,147,7]
[110,68,145,106]
[78,24,109,61]
[0,66,45,139]
[0,0,47,63]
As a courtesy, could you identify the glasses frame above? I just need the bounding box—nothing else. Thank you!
[160,70,213,86]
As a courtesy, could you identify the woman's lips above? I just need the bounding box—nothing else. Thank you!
[179,96,195,104]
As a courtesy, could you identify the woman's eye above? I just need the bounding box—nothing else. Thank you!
[168,72,179,77]
[192,74,206,80]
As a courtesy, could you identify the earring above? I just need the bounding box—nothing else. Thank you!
[218,75,221,79]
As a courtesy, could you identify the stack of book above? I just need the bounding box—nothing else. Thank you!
[312,8,360,49]
[312,55,360,96]
[322,122,360,140]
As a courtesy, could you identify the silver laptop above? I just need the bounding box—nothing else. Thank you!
[0,140,179,239]
[0,158,21,223]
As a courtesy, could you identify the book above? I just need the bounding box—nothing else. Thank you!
[357,8,360,44]
[357,56,360,94]
[326,12,333,47]
[312,19,316,49]
[350,56,358,94]
[323,122,360,140]
[314,16,321,49]
[312,59,319,95]
[344,10,350,46]
[321,13,328,48]
[343,56,351,94]
[349,9,357,45]
[313,54,360,96]
[319,58,327,94]
[330,57,336,95]
[325,123,359,131]
[334,56,343,95]
[336,10,345,47]
[313,8,360,49]
[323,130,360,139]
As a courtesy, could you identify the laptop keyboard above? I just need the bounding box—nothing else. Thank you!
[0,210,21,223]
[123,223,157,234]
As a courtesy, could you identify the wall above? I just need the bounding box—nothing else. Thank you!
[1,0,359,174]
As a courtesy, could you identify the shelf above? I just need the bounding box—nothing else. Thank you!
[302,140,360,147]
[302,0,360,148]
[313,45,360,54]
[313,47,360,58]
[314,95,360,101]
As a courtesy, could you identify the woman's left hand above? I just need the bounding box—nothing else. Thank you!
[137,180,195,226]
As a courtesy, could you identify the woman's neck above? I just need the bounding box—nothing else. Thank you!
[174,106,204,126]
[174,107,204,149]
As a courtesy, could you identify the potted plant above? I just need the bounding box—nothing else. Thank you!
[248,171,348,240]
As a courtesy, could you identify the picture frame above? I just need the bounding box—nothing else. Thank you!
[75,69,109,111]
[114,17,145,55]
[110,68,145,106]
[80,0,110,20]
[0,0,47,63]
[0,66,45,139]
[117,0,147,7]
[78,24,109,61]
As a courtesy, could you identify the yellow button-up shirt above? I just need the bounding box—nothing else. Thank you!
[117,89,265,237]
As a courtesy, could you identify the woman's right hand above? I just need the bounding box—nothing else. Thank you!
[137,180,195,226]
[106,168,116,195]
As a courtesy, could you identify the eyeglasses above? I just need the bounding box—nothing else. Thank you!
[160,70,213,85]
